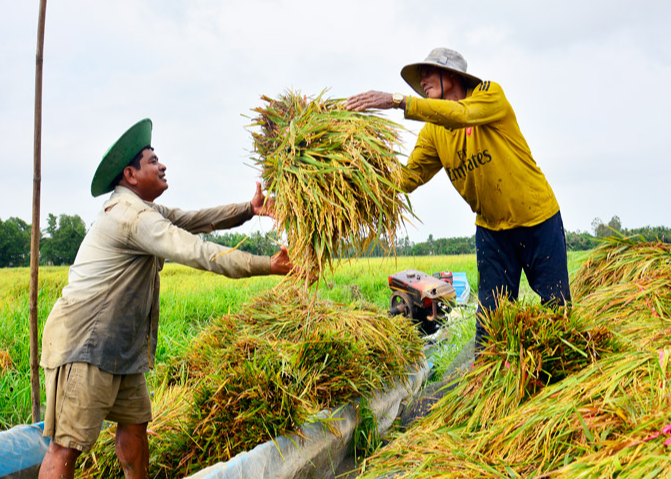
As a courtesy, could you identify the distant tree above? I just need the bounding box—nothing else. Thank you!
[625,225,671,243]
[202,231,282,257]
[40,213,87,265]
[591,217,602,236]
[607,215,622,233]
[411,241,432,256]
[565,230,598,251]
[394,236,414,256]
[592,215,623,238]
[0,217,32,267]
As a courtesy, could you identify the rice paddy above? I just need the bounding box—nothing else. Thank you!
[0,255,479,432]
[356,236,671,478]
[78,283,426,478]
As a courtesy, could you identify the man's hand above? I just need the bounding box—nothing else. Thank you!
[345,91,394,112]
[251,181,275,218]
[270,245,293,275]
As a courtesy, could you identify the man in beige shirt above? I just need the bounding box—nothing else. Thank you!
[39,118,293,479]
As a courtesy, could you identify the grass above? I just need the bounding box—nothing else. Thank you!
[0,251,586,430]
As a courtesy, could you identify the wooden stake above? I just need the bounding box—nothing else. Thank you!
[29,0,48,424]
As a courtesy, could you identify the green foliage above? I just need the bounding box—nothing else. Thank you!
[2,211,670,268]
[201,230,282,256]
[0,255,479,431]
[626,224,671,242]
[565,230,599,251]
[0,217,32,267]
[590,216,671,243]
[591,215,622,238]
[351,396,381,462]
[40,213,87,265]
[0,267,66,428]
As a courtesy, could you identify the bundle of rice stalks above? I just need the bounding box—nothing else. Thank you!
[572,236,671,300]
[358,350,670,478]
[572,236,671,352]
[166,285,424,475]
[250,90,416,283]
[80,285,424,478]
[355,237,671,478]
[422,301,614,433]
[575,276,671,352]
[545,410,671,478]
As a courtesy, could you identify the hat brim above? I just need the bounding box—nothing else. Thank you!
[91,118,153,197]
[400,62,482,98]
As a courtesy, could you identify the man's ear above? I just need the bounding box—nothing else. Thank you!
[122,166,139,186]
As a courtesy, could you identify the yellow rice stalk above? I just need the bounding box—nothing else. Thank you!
[572,237,671,300]
[80,284,425,478]
[574,277,671,352]
[357,238,671,478]
[0,350,12,374]
[250,90,417,284]
[78,382,192,478]
[359,350,671,478]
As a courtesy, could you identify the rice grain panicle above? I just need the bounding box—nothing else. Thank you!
[250,90,417,285]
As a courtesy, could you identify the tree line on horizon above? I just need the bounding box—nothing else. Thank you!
[0,214,669,268]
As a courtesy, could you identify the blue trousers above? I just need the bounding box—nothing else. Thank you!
[475,211,571,349]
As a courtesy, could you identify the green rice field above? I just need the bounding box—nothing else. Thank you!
[0,252,587,430]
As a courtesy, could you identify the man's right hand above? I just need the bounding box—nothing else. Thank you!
[270,245,293,275]
[345,91,395,112]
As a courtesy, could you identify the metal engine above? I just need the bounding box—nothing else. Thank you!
[388,269,457,335]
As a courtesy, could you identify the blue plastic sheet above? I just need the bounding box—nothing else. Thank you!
[0,422,50,479]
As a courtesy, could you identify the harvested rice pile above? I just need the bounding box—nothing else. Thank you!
[357,237,671,478]
[250,90,416,283]
[78,285,424,478]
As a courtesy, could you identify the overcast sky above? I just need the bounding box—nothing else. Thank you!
[1,1,670,243]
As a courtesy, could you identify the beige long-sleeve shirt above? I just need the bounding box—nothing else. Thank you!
[40,186,271,374]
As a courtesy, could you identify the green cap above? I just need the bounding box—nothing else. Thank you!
[91,118,153,197]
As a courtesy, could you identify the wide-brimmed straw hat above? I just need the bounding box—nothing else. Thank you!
[91,118,153,197]
[400,48,482,97]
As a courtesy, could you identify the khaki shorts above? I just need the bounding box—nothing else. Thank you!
[43,362,152,452]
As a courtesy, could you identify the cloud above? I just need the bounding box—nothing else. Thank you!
[1,0,670,243]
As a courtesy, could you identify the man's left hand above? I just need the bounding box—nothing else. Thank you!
[251,181,275,218]
[270,245,293,275]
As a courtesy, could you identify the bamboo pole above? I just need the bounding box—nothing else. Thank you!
[29,0,48,424]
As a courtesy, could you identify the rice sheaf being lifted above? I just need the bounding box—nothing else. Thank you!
[250,90,417,282]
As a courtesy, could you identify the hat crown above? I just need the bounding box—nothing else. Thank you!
[90,118,153,197]
[399,47,481,98]
[424,48,469,75]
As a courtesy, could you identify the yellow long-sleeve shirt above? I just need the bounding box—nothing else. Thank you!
[402,81,559,230]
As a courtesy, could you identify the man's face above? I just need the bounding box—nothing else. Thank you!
[130,148,168,201]
[420,66,453,99]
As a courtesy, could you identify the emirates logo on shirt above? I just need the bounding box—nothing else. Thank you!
[448,149,493,182]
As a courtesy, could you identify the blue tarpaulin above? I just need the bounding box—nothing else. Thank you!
[0,422,50,479]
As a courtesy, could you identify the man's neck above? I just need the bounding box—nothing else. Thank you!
[444,85,467,101]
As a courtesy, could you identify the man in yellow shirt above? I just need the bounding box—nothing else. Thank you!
[346,48,571,349]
